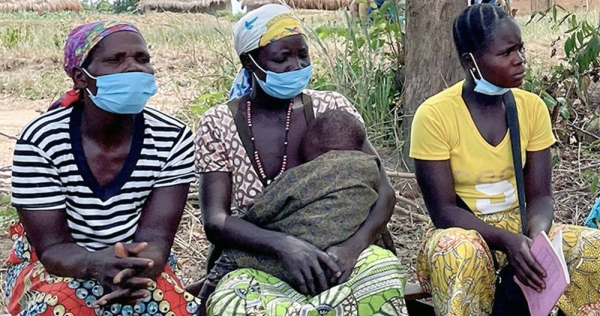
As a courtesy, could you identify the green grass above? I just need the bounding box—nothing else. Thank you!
[0,194,17,223]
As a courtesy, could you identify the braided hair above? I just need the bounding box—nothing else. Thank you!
[453,4,511,61]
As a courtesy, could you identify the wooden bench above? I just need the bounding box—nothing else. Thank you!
[405,282,435,315]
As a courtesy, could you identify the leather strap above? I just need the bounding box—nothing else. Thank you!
[503,91,528,234]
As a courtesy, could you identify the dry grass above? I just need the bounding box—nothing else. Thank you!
[0,0,82,13]
[137,0,359,12]
[245,0,353,10]
[0,8,598,314]
[137,0,229,13]
[172,205,210,284]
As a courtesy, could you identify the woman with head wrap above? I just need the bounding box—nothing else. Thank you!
[195,4,407,315]
[6,21,201,315]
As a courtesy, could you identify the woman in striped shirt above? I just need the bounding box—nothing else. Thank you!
[6,21,201,316]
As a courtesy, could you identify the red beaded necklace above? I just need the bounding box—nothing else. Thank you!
[246,100,293,185]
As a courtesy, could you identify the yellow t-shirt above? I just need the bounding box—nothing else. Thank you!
[409,81,556,215]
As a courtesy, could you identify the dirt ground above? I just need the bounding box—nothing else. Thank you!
[0,98,44,167]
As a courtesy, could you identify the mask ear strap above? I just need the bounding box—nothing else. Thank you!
[80,68,97,80]
[79,68,97,97]
[248,54,268,75]
[468,53,483,81]
[85,87,97,97]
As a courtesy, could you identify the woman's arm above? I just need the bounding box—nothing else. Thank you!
[96,184,192,306]
[523,148,554,239]
[415,158,546,291]
[201,172,286,251]
[200,171,340,295]
[20,183,190,306]
[18,209,154,289]
[132,183,190,279]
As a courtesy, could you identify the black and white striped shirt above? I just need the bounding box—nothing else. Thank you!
[11,105,195,251]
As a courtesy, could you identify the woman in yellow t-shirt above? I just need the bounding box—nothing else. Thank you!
[410,4,600,316]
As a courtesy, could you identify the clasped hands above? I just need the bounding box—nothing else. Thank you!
[91,242,158,308]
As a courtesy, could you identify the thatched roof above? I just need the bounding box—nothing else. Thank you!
[245,0,352,11]
[0,0,83,13]
[137,0,229,12]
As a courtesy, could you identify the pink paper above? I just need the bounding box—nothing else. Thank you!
[515,231,569,316]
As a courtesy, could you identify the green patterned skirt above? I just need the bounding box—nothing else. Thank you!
[207,245,408,316]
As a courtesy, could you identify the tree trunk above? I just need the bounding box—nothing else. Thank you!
[402,0,466,170]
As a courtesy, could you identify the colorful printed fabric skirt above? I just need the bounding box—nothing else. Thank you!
[207,245,408,316]
[5,222,202,316]
[417,208,600,316]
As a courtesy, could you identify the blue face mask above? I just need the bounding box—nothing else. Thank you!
[468,53,510,96]
[82,69,157,114]
[249,55,313,99]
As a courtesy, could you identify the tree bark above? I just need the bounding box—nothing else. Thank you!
[402,0,466,170]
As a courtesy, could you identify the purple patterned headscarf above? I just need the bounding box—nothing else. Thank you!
[49,20,140,110]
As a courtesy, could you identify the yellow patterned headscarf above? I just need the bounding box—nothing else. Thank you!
[258,12,303,47]
[233,4,304,55]
[230,4,305,99]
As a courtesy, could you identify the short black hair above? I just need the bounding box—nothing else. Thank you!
[300,110,366,162]
[453,4,511,59]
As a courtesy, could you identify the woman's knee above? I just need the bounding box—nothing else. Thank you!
[554,224,600,253]
[430,228,491,261]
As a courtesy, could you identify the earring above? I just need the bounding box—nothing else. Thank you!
[472,68,476,72]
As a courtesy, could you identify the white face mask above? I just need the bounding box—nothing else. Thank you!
[468,53,510,96]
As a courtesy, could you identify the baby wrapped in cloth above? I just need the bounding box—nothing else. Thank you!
[218,109,388,286]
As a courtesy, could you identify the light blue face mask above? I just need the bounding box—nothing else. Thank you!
[468,53,510,96]
[249,55,313,100]
[82,69,157,114]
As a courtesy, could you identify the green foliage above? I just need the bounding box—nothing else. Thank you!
[310,0,404,147]
[583,169,600,194]
[0,25,32,49]
[526,5,600,197]
[215,10,244,22]
[524,5,600,126]
[0,194,17,222]
[113,0,137,13]
[80,1,91,10]
[94,0,113,13]
[185,28,238,120]
[1,194,10,205]
[81,0,137,14]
